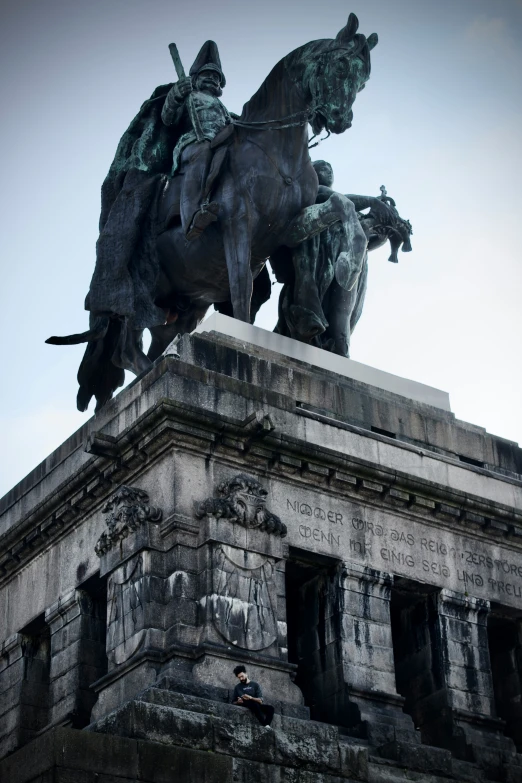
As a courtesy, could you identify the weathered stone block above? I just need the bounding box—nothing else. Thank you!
[0,658,24,693]
[341,593,391,624]
[213,708,276,762]
[378,741,452,775]
[274,717,340,771]
[342,664,396,694]
[164,597,198,627]
[138,741,232,783]
[445,665,494,699]
[0,680,23,717]
[443,617,488,647]
[97,700,214,751]
[342,640,396,674]
[450,758,485,782]
[444,639,492,671]
[49,638,105,681]
[339,742,369,780]
[447,687,494,715]
[0,704,20,739]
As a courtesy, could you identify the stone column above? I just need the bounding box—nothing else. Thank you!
[421,588,516,770]
[0,634,26,757]
[339,562,418,746]
[45,588,107,727]
[0,627,50,757]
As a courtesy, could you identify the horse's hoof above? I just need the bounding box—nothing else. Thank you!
[289,305,327,342]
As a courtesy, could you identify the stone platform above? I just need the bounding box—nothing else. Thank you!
[1,322,522,782]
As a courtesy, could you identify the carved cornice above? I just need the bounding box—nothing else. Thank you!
[1,395,522,587]
[438,587,490,615]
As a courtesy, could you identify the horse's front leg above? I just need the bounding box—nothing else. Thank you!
[281,192,351,248]
[110,322,151,377]
[222,213,253,323]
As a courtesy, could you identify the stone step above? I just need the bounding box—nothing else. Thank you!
[92,697,347,776]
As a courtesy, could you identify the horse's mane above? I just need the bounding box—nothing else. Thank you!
[240,37,372,122]
[240,55,295,122]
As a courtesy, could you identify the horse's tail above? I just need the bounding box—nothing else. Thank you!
[46,317,110,345]
[76,319,126,412]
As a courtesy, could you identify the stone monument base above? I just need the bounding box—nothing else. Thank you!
[2,318,522,783]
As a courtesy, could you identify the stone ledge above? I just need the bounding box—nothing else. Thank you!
[0,725,232,783]
[0,712,512,783]
[2,390,521,591]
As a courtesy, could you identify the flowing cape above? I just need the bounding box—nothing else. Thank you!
[77,84,178,411]
[89,83,176,328]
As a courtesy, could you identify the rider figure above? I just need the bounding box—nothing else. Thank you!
[162,40,231,240]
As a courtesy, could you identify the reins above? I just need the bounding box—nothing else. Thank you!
[232,107,331,149]
[231,108,314,131]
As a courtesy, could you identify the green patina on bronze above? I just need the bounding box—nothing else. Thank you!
[47,14,386,412]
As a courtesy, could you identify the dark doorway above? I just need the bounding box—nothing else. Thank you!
[285,550,351,726]
[390,577,442,744]
[74,571,108,727]
[488,609,522,751]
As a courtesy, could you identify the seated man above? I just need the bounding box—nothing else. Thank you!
[232,665,275,729]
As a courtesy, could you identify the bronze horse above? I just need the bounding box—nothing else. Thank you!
[48,15,377,411]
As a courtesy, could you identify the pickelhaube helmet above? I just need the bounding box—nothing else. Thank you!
[189,40,226,87]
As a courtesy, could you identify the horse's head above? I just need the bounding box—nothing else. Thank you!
[296,14,378,135]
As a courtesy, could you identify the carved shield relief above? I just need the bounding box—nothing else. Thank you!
[209,544,278,651]
[107,553,145,665]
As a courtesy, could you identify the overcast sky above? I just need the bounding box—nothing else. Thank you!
[0,0,521,498]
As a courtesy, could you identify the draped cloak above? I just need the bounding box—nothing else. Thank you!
[77,84,178,411]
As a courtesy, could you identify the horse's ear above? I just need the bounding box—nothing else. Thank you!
[367,32,378,50]
[336,12,359,45]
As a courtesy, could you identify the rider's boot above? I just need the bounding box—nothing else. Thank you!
[186,201,220,241]
[181,141,220,241]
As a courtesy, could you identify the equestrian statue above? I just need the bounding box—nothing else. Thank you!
[47,14,380,411]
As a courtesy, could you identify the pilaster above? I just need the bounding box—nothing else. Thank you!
[422,588,516,772]
[339,562,418,745]
[45,587,106,727]
[0,627,50,757]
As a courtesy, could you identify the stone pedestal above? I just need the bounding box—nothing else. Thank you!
[3,325,522,781]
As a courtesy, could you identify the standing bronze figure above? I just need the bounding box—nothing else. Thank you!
[272,161,412,357]
[47,15,378,411]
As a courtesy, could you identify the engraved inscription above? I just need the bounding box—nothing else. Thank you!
[298,525,340,548]
[351,517,383,536]
[288,499,343,524]
[281,490,522,609]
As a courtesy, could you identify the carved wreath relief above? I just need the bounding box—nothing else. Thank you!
[196,473,287,536]
[197,474,285,652]
[95,485,162,556]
